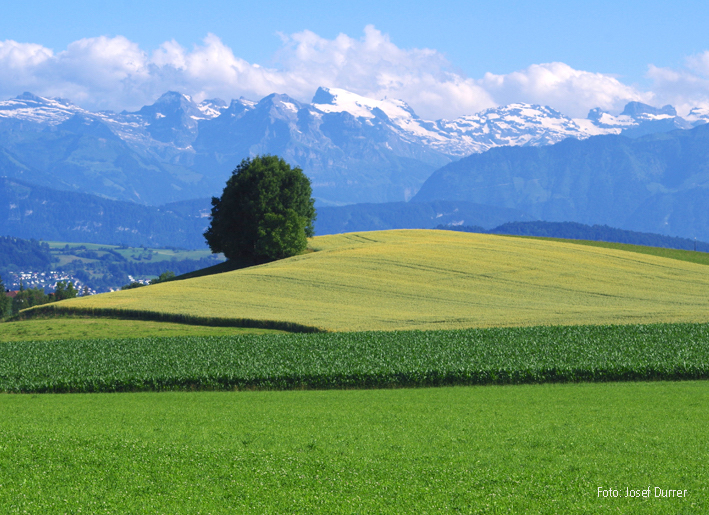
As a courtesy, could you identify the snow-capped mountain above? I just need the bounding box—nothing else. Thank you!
[0,92,102,134]
[585,102,699,139]
[0,90,225,126]
[310,88,707,156]
[310,88,596,156]
[0,91,226,155]
[0,88,705,205]
[128,91,223,148]
[190,91,453,204]
[4,87,701,159]
[411,121,709,242]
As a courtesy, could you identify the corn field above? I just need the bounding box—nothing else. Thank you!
[2,323,709,392]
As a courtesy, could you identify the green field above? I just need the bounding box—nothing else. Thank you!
[42,230,709,331]
[45,241,217,263]
[1,382,705,513]
[0,318,283,342]
[5,230,709,512]
[30,240,225,291]
[2,323,708,393]
[45,241,212,261]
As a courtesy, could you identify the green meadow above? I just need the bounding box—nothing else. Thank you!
[0,317,282,342]
[45,240,217,263]
[1,383,706,513]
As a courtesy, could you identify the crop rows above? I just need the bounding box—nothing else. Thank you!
[2,323,709,392]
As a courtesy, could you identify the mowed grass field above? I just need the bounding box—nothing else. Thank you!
[0,318,283,342]
[1,383,706,513]
[44,230,709,331]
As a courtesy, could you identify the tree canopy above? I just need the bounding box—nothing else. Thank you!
[53,281,77,301]
[0,274,10,318]
[204,156,316,263]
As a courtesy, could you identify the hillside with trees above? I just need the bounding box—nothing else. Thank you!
[439,221,709,251]
[0,237,223,293]
[414,123,709,241]
[0,237,52,271]
[0,178,210,248]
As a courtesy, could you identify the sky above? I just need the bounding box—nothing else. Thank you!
[1,0,709,119]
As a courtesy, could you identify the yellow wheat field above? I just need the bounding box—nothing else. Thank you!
[55,230,709,331]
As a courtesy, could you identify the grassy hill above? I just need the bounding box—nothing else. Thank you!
[38,229,709,332]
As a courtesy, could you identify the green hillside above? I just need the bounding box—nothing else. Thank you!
[36,229,709,332]
[0,177,210,248]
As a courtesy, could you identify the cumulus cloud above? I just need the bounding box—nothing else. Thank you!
[479,62,652,118]
[0,28,496,118]
[0,40,53,91]
[272,25,495,118]
[0,27,708,120]
[0,36,154,110]
[646,51,709,115]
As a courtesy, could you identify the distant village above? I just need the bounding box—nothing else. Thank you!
[3,270,150,298]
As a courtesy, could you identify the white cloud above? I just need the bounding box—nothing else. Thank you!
[0,40,53,91]
[272,25,495,119]
[0,28,499,118]
[479,62,652,118]
[686,50,709,76]
[0,28,708,120]
[150,34,290,103]
[645,51,709,116]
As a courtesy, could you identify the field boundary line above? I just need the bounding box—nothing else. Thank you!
[12,304,326,333]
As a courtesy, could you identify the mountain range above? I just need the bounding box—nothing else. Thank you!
[412,122,709,241]
[2,88,707,206]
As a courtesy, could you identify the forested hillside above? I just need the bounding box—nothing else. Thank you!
[0,236,223,293]
[0,237,52,271]
[441,221,709,252]
[414,124,709,241]
[0,178,209,248]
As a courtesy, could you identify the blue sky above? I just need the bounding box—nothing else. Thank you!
[2,0,709,118]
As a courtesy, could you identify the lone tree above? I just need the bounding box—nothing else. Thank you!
[204,155,316,263]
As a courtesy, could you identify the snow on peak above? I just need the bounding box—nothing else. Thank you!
[0,93,90,126]
[312,87,417,122]
[309,89,696,156]
[428,102,599,154]
[311,87,336,105]
[237,96,257,107]
[15,92,46,103]
[0,87,704,163]
[155,91,191,104]
[197,98,227,119]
